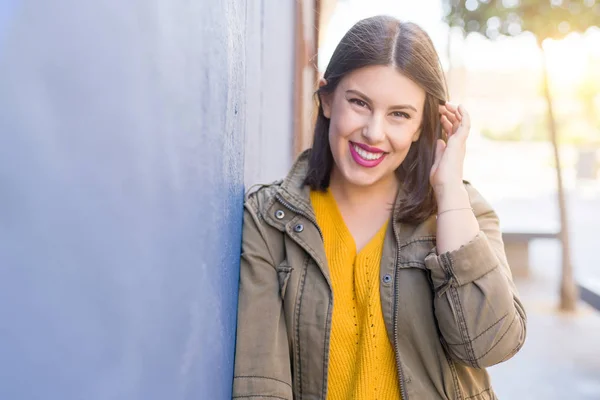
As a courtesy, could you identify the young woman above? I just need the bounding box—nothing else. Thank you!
[233,15,526,400]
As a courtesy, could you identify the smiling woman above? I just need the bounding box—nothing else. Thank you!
[234,15,527,400]
[306,19,448,224]
[319,65,426,204]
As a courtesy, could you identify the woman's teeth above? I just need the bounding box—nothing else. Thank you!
[353,144,384,160]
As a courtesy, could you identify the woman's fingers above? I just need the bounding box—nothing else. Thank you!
[455,105,471,139]
[440,115,453,136]
[441,103,461,120]
[439,103,462,136]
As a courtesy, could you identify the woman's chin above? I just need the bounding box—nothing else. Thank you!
[339,169,383,188]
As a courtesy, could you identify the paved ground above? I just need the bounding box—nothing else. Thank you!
[489,275,600,399]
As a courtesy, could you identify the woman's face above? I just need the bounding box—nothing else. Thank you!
[321,65,426,189]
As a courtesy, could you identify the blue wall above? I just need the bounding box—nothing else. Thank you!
[0,1,249,398]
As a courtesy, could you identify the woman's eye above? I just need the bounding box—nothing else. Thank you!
[391,111,410,119]
[349,98,368,108]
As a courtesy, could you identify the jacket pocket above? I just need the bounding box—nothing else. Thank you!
[277,263,294,299]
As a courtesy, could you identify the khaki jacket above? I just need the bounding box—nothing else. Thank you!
[233,150,527,400]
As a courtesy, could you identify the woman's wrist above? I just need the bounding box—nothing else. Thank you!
[434,184,470,210]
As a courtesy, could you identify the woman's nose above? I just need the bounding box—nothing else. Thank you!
[361,116,385,144]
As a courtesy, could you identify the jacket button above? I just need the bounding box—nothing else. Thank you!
[275,210,285,219]
[294,224,304,233]
[383,274,392,284]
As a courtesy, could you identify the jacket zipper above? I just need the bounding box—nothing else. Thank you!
[392,220,409,400]
[275,194,323,240]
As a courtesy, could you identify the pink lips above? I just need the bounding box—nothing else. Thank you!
[349,141,387,168]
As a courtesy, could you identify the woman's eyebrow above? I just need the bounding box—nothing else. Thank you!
[345,89,417,112]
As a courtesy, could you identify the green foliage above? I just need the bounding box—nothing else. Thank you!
[444,0,600,42]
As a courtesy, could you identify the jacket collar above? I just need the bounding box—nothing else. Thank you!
[275,149,314,216]
[265,149,435,279]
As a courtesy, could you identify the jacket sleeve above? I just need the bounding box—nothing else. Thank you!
[233,200,293,399]
[424,183,527,368]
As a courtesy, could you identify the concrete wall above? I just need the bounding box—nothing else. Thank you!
[244,2,295,185]
[0,1,294,399]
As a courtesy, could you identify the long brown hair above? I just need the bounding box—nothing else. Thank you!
[304,16,448,224]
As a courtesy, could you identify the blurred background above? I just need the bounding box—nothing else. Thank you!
[0,0,598,399]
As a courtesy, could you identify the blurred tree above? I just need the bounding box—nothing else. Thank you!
[443,0,600,311]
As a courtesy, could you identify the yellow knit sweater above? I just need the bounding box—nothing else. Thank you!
[310,189,402,400]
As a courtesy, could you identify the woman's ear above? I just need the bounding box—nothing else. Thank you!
[318,79,332,119]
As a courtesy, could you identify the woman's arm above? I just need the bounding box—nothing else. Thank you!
[233,197,293,399]
[426,104,526,368]
[426,183,527,368]
[434,184,479,253]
